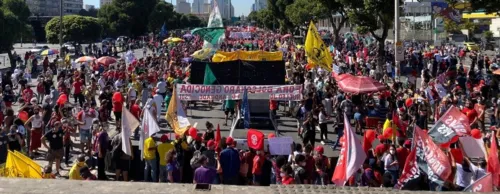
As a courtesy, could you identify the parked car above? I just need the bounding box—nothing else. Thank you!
[30,45,49,54]
[62,42,76,53]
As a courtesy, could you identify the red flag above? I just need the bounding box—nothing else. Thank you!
[487,133,500,187]
[247,129,264,150]
[392,111,407,136]
[332,114,367,186]
[463,173,493,192]
[215,124,221,146]
[395,147,419,189]
[362,129,376,154]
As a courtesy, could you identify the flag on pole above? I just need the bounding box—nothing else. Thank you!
[160,22,168,38]
[305,21,333,72]
[121,108,140,156]
[215,123,221,146]
[487,132,500,187]
[331,114,366,186]
[242,88,250,129]
[203,64,217,85]
[463,173,493,192]
[166,86,191,136]
[139,108,161,160]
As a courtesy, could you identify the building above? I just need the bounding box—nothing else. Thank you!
[192,0,211,14]
[84,4,95,11]
[25,0,83,16]
[100,0,112,7]
[176,0,191,14]
[254,0,267,11]
[251,3,255,12]
[211,0,233,19]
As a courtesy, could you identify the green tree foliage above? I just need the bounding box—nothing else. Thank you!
[187,14,202,28]
[45,15,103,44]
[444,19,477,34]
[285,0,327,28]
[267,0,295,32]
[97,4,131,36]
[148,1,175,33]
[97,0,158,37]
[0,0,31,69]
[78,7,98,17]
[248,10,278,30]
[316,0,347,45]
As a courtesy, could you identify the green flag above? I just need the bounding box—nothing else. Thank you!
[192,27,225,45]
[203,64,216,85]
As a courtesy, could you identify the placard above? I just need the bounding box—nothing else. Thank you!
[268,136,294,155]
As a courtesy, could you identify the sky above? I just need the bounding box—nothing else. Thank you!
[83,0,253,16]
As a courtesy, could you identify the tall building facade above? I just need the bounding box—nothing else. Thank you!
[192,0,211,14]
[25,0,83,16]
[254,0,267,11]
[176,0,191,14]
[211,0,233,19]
[100,0,112,7]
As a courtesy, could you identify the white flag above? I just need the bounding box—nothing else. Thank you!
[121,108,140,156]
[139,108,161,160]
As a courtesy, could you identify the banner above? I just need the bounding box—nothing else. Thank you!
[268,136,293,155]
[415,126,452,188]
[176,84,303,101]
[431,2,462,24]
[212,50,283,62]
[428,106,470,144]
[229,32,252,39]
[463,173,493,192]
[189,60,286,85]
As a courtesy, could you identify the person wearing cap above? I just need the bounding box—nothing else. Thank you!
[202,140,217,169]
[219,137,240,185]
[158,134,174,182]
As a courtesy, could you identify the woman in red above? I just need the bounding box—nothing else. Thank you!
[280,164,295,185]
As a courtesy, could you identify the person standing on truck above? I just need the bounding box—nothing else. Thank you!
[223,98,235,126]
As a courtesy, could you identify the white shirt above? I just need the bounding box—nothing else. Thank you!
[384,154,399,171]
[153,94,163,115]
[455,164,473,188]
[319,111,327,124]
[114,80,122,89]
[98,77,106,90]
[156,81,167,93]
[288,151,303,163]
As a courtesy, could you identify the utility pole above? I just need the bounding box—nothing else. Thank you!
[394,0,402,78]
[59,0,63,55]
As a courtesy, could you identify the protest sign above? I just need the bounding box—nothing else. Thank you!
[176,84,303,101]
[268,136,293,155]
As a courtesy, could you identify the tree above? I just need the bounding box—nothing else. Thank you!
[78,7,98,17]
[0,0,31,69]
[112,0,158,37]
[147,1,175,33]
[339,0,400,69]
[317,0,348,46]
[187,14,202,28]
[45,15,102,44]
[285,0,327,31]
[97,4,131,37]
[267,0,295,32]
[247,10,278,30]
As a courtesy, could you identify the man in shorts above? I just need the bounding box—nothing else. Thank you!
[223,98,235,126]
[42,121,64,175]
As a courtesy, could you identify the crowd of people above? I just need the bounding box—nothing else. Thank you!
[0,27,499,191]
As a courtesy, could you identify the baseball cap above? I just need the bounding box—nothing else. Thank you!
[226,137,234,145]
[207,140,215,148]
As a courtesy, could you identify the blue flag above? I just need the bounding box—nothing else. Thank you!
[242,88,250,129]
[160,23,168,38]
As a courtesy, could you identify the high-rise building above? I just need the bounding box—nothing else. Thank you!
[100,0,112,7]
[176,0,191,14]
[254,0,267,11]
[192,0,210,14]
[25,0,83,16]
[211,0,233,19]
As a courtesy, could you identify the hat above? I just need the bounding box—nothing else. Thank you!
[314,145,324,154]
[226,137,234,145]
[160,134,169,142]
[404,140,412,147]
[207,140,215,148]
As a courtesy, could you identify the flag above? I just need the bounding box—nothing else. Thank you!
[140,108,161,160]
[428,106,470,144]
[463,173,493,192]
[362,129,376,154]
[487,132,500,187]
[121,108,140,156]
[332,114,367,186]
[191,48,215,60]
[242,88,250,129]
[13,151,42,178]
[392,111,407,136]
[305,21,333,72]
[203,0,224,49]
[247,129,264,150]
[160,22,168,38]
[382,119,397,141]
[395,147,420,189]
[203,64,217,85]
[166,86,191,136]
[192,27,226,45]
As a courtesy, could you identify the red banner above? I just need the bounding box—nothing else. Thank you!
[463,173,493,192]
[415,126,452,181]
[247,129,264,150]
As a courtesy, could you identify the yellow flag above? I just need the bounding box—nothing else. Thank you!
[13,151,42,178]
[382,119,397,141]
[166,87,191,136]
[191,48,214,60]
[305,21,332,72]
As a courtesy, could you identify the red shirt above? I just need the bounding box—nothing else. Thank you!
[130,104,141,119]
[396,147,410,167]
[252,154,264,175]
[73,81,83,94]
[22,88,33,102]
[282,176,294,185]
[462,107,478,124]
[112,101,123,112]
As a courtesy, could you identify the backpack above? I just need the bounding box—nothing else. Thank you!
[190,146,202,169]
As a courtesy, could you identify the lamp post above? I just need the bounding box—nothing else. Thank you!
[59,0,63,55]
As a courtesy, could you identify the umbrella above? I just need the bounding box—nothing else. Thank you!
[282,34,292,39]
[163,37,184,43]
[183,34,193,39]
[97,56,117,66]
[40,49,59,56]
[337,76,386,93]
[75,56,96,63]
